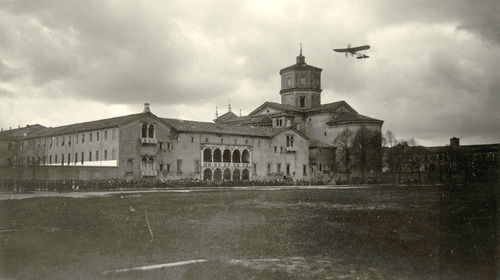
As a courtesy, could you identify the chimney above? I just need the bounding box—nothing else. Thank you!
[143,103,150,113]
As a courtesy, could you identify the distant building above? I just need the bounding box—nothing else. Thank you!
[383,137,499,184]
[0,49,383,182]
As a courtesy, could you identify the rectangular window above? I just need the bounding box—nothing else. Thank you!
[300,96,306,107]
[89,151,92,161]
[61,154,64,165]
[112,149,116,160]
[62,136,65,146]
[112,129,116,140]
[253,163,257,174]
[104,150,108,160]
[267,164,271,175]
[192,137,195,142]
[195,160,200,173]
[75,153,78,164]
[303,164,307,176]
[90,132,92,142]
[76,135,79,144]
[97,132,100,141]
[96,151,99,161]
[167,142,172,150]
[49,155,52,165]
[82,134,85,143]
[274,146,277,153]
[55,155,58,164]
[286,164,290,175]
[104,130,108,141]
[280,146,284,153]
[81,152,84,164]
[277,163,281,174]
[166,164,171,172]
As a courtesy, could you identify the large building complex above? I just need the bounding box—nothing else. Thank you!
[0,50,384,182]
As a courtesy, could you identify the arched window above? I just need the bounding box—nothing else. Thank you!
[148,158,155,170]
[232,150,241,163]
[242,169,250,180]
[203,169,212,181]
[127,159,133,172]
[242,150,250,163]
[142,124,148,138]
[223,149,231,162]
[203,149,213,162]
[233,169,241,181]
[213,168,222,181]
[141,157,147,170]
[223,168,232,181]
[213,149,222,162]
[148,124,154,138]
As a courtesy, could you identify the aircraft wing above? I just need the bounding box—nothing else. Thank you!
[333,48,349,53]
[350,45,370,51]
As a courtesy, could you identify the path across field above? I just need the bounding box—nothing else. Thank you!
[0,185,370,200]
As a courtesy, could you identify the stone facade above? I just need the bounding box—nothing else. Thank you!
[0,49,384,183]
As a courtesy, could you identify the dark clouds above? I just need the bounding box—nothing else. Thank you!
[0,0,499,146]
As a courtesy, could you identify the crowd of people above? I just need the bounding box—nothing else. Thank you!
[0,178,336,193]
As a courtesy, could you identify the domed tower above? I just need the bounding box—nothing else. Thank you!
[279,46,323,109]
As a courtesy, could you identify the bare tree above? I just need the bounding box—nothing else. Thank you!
[334,128,354,183]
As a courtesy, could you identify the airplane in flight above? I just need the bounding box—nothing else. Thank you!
[333,44,370,59]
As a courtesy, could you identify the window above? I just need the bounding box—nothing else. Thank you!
[253,164,257,174]
[82,134,85,143]
[221,138,224,143]
[167,142,172,150]
[277,163,281,174]
[112,149,116,160]
[112,129,116,140]
[303,164,307,176]
[192,137,195,142]
[104,150,108,160]
[90,132,93,142]
[49,155,52,165]
[96,132,100,141]
[195,160,200,173]
[67,153,70,165]
[89,151,92,161]
[274,146,277,153]
[166,164,171,172]
[55,155,58,164]
[286,136,294,147]
[148,125,154,138]
[286,164,290,175]
[300,96,305,107]
[61,154,64,165]
[267,164,271,175]
[280,146,284,153]
[81,152,84,164]
[104,130,108,141]
[205,138,208,142]
[62,136,65,146]
[177,160,182,172]
[96,151,99,161]
[75,153,78,164]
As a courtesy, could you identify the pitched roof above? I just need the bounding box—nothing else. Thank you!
[327,112,383,124]
[215,111,238,123]
[161,118,276,137]
[309,139,335,148]
[28,113,146,138]
[0,124,46,140]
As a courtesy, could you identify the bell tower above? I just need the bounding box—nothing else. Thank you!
[279,45,323,109]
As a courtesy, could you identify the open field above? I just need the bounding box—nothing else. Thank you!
[1,185,498,279]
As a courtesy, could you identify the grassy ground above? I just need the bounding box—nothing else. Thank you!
[0,185,497,279]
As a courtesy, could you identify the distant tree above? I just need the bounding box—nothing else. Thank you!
[334,128,354,183]
[382,130,399,182]
[351,126,382,183]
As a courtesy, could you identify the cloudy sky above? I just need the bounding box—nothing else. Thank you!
[0,0,499,146]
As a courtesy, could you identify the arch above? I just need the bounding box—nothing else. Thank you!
[242,150,250,163]
[203,148,212,162]
[203,169,212,181]
[213,168,222,181]
[223,168,232,181]
[232,150,241,163]
[242,169,250,180]
[214,149,222,162]
[141,124,148,138]
[223,149,232,162]
[233,169,241,181]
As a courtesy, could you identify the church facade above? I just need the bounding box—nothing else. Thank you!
[0,50,383,183]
